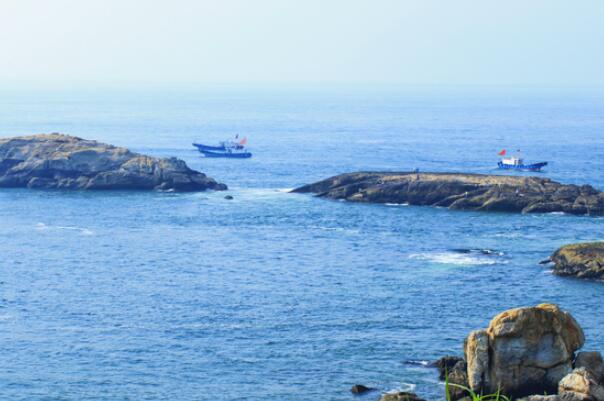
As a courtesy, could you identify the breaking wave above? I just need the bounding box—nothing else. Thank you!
[36,223,95,236]
[409,251,502,266]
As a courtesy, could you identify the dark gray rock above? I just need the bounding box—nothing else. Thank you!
[351,384,374,394]
[431,355,464,380]
[576,352,604,383]
[0,134,226,191]
[292,172,604,216]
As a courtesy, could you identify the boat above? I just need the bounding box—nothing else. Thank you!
[497,149,547,172]
[193,136,252,159]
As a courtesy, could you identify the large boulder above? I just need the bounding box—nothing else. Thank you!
[550,243,604,281]
[0,133,226,191]
[464,304,585,398]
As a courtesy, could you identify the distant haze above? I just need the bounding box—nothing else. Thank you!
[2,0,604,88]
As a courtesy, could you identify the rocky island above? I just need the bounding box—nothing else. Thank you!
[292,172,604,216]
[0,133,226,191]
[549,242,604,281]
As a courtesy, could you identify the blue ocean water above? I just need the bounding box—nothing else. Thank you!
[0,86,603,401]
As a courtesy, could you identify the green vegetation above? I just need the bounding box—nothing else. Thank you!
[445,373,512,401]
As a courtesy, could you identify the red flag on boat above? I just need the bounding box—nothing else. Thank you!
[239,137,248,146]
[498,149,506,156]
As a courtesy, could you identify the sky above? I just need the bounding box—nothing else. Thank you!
[1,0,603,88]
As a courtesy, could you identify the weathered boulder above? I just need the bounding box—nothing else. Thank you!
[292,172,604,216]
[559,368,604,401]
[551,243,604,281]
[576,352,604,382]
[379,392,426,401]
[464,304,584,398]
[0,133,226,191]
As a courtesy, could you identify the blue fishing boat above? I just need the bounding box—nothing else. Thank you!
[193,137,252,159]
[497,149,547,171]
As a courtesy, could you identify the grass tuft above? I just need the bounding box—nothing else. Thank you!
[444,371,512,401]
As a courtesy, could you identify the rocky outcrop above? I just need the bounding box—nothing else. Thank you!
[292,172,604,216]
[0,134,226,191]
[430,305,604,401]
[550,243,604,281]
[464,304,584,398]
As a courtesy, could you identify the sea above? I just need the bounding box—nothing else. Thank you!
[0,85,602,401]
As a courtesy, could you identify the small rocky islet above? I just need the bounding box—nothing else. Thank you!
[293,171,604,216]
[548,242,604,281]
[377,304,604,401]
[0,133,226,191]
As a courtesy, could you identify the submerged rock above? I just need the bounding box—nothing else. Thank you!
[550,242,604,281]
[0,134,226,191]
[292,172,604,216]
[351,384,374,394]
[464,303,584,398]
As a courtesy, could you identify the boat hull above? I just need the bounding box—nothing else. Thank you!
[199,149,252,158]
[193,143,245,151]
[497,161,547,171]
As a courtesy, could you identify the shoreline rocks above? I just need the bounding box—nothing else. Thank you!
[429,304,604,401]
[550,242,604,281]
[0,134,226,191]
[292,172,604,216]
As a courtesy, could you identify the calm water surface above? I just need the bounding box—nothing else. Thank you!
[0,87,603,400]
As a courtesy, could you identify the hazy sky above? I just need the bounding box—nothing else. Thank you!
[2,0,603,87]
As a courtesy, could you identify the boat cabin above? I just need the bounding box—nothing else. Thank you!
[501,156,524,166]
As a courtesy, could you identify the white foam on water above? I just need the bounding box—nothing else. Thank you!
[385,202,410,206]
[384,383,417,394]
[35,223,95,236]
[409,252,499,266]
